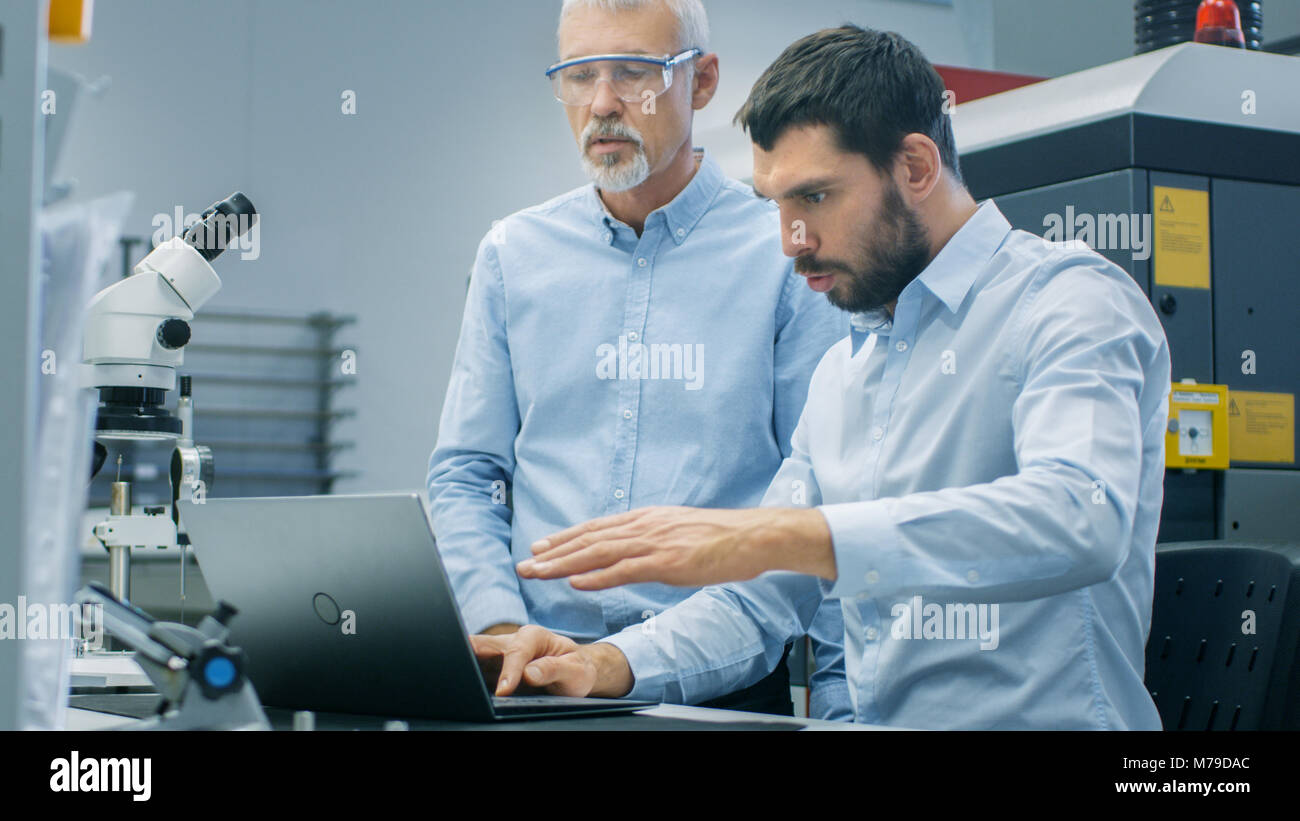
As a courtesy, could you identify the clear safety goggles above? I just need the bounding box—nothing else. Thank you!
[545,49,701,106]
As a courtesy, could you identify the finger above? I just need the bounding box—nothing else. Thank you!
[494,634,543,696]
[519,531,607,570]
[521,517,660,573]
[522,655,592,697]
[520,536,651,579]
[528,509,647,555]
[569,555,667,590]
[468,634,507,658]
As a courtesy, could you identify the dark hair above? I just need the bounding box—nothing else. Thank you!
[735,25,962,183]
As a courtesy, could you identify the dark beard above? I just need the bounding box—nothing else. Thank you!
[795,181,931,314]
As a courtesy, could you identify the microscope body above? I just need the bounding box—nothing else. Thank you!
[80,193,255,603]
[82,236,219,395]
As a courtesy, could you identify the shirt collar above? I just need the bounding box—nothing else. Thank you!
[846,199,1011,353]
[911,198,1010,314]
[587,147,722,245]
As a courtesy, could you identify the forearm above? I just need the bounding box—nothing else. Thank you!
[428,450,526,633]
[822,460,1132,604]
[428,472,527,632]
[807,600,853,721]
[753,507,837,580]
[600,572,823,704]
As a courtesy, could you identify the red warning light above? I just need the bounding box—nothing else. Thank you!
[1194,0,1246,48]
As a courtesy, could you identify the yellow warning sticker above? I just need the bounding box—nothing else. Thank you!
[1153,186,1211,289]
[1228,391,1295,464]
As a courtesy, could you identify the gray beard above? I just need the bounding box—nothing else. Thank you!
[582,146,651,192]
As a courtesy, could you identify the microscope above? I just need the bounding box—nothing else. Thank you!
[83,192,255,606]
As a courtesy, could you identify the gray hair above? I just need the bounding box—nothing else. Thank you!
[558,0,710,54]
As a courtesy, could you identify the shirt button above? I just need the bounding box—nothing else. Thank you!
[637,257,648,268]
[871,426,884,441]
[865,626,879,641]
[865,570,879,584]
[895,340,908,352]
[967,569,980,583]
[675,228,685,238]
[602,232,612,242]
[627,331,639,341]
[614,489,625,500]
[622,409,633,419]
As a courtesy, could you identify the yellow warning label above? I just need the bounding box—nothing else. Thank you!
[1153,186,1211,289]
[1228,391,1295,464]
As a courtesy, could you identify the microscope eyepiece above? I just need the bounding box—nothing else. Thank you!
[182,191,258,262]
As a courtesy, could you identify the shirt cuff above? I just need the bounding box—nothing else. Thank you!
[458,588,529,636]
[809,677,854,723]
[597,627,672,703]
[819,500,898,600]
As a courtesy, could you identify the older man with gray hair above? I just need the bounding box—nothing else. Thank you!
[427,0,851,718]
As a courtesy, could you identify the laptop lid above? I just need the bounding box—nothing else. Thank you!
[180,493,500,721]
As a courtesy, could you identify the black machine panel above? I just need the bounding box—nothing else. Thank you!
[992,168,1151,294]
[1211,178,1300,470]
[965,116,1298,543]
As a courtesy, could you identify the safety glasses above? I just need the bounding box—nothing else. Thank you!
[545,48,701,106]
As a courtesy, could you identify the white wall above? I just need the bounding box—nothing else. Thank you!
[697,0,994,173]
[49,0,995,495]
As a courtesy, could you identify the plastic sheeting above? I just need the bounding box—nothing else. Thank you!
[22,191,133,730]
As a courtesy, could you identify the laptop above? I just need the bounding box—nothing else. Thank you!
[180,492,656,721]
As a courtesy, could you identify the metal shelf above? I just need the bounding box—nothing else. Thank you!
[194,309,357,328]
[184,343,355,358]
[92,306,358,498]
[201,468,360,482]
[200,439,354,453]
[177,371,354,390]
[194,407,355,421]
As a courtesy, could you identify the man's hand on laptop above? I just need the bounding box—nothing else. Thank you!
[516,505,837,589]
[470,625,634,698]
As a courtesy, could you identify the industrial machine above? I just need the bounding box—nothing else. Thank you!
[955,42,1299,542]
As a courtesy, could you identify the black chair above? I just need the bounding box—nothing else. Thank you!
[1144,540,1300,730]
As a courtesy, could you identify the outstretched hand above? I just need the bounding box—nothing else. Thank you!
[516,505,836,590]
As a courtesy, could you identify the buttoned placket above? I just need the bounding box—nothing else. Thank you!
[583,156,715,634]
[601,211,672,630]
[850,295,922,722]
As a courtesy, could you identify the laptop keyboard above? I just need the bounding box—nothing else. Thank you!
[491,695,647,713]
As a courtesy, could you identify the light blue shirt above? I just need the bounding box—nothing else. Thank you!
[602,200,1171,729]
[427,151,852,715]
